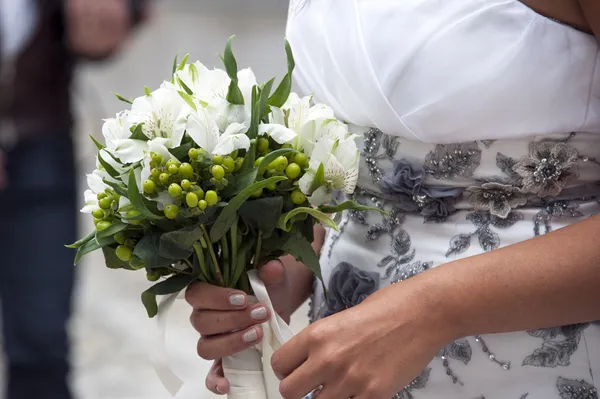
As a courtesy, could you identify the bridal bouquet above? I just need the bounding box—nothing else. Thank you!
[68,37,369,398]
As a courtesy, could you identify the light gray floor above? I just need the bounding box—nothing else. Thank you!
[1,2,309,398]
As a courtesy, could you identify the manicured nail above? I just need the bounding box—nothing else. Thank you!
[250,306,267,321]
[243,328,259,343]
[229,294,245,306]
[216,386,224,394]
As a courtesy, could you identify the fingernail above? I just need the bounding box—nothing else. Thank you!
[229,293,245,306]
[250,306,267,321]
[216,386,224,394]
[243,328,259,343]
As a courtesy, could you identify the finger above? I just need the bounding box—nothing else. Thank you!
[312,382,354,399]
[197,326,263,360]
[185,282,248,310]
[278,361,324,399]
[190,304,270,335]
[206,359,230,395]
[258,260,285,287]
[271,333,310,379]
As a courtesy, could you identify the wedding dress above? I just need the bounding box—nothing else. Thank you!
[287,1,600,398]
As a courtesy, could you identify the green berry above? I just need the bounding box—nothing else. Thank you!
[180,179,192,191]
[146,271,161,282]
[235,157,244,171]
[151,152,163,165]
[151,168,161,178]
[274,156,289,172]
[205,190,218,206]
[255,157,265,168]
[188,148,199,160]
[98,197,113,210]
[164,204,179,220]
[125,209,142,225]
[193,187,205,200]
[168,183,183,198]
[166,159,179,168]
[230,150,239,159]
[143,179,156,194]
[285,163,302,180]
[124,239,136,248]
[266,182,278,191]
[115,245,133,262]
[92,209,105,219]
[159,172,170,184]
[291,190,307,205]
[179,162,194,178]
[96,220,112,231]
[251,188,263,198]
[211,165,225,180]
[198,200,208,210]
[129,256,145,270]
[257,137,270,153]
[223,156,235,172]
[294,153,308,167]
[168,163,179,175]
[97,192,108,200]
[212,155,223,165]
[186,192,199,208]
[114,232,126,245]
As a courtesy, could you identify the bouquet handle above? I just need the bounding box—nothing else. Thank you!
[152,271,295,398]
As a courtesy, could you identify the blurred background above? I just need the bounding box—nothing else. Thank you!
[0,1,309,398]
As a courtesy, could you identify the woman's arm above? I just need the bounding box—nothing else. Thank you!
[417,213,600,341]
[579,1,600,37]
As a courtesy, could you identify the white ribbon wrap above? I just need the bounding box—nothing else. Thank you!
[152,270,295,399]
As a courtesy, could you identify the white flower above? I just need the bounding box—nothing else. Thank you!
[186,107,250,155]
[81,169,111,213]
[257,107,297,145]
[284,93,335,133]
[102,111,148,164]
[297,118,351,157]
[298,136,360,206]
[128,84,190,149]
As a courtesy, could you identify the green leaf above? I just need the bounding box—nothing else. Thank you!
[141,274,196,318]
[130,124,149,141]
[319,200,386,215]
[159,225,204,260]
[309,163,325,193]
[223,36,238,80]
[268,41,296,108]
[97,151,120,179]
[128,169,166,221]
[102,178,128,197]
[144,86,152,96]
[96,235,117,247]
[240,137,257,173]
[66,230,96,249]
[102,246,134,270]
[248,79,275,139]
[73,238,102,265]
[169,141,194,160]
[178,91,197,111]
[133,232,173,269]
[238,197,283,239]
[226,82,245,105]
[277,207,338,232]
[177,53,190,71]
[114,92,133,104]
[210,175,288,243]
[177,77,194,95]
[172,54,179,75]
[95,222,127,240]
[280,228,324,291]
[89,135,105,150]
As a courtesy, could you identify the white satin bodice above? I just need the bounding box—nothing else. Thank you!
[286,0,600,143]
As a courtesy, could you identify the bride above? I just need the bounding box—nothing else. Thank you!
[185,1,600,398]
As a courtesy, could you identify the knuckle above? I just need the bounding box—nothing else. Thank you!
[184,283,199,305]
[196,339,216,361]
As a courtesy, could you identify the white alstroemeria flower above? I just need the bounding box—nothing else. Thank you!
[102,111,147,164]
[297,118,351,157]
[257,107,297,145]
[140,141,178,209]
[283,93,335,133]
[186,107,251,155]
[298,136,360,206]
[128,84,190,149]
[81,169,112,213]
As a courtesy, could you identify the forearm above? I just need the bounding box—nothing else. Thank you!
[412,214,600,340]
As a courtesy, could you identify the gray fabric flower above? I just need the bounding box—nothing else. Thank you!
[513,142,579,197]
[325,262,379,316]
[423,142,482,179]
[381,161,463,220]
[468,182,527,219]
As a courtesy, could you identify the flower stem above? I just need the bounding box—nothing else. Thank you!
[193,242,212,284]
[221,235,230,287]
[230,217,238,285]
[201,225,224,286]
[253,231,262,269]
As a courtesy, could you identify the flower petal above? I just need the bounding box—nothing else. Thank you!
[258,123,297,144]
[186,109,220,153]
[112,139,147,163]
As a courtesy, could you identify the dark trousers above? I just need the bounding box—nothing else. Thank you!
[0,134,76,399]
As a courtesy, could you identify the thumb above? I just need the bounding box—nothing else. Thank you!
[258,260,286,288]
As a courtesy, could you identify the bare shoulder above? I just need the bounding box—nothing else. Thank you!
[579,1,600,38]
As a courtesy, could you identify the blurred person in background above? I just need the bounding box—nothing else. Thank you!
[0,1,148,398]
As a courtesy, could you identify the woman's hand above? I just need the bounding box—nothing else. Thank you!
[271,280,454,399]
